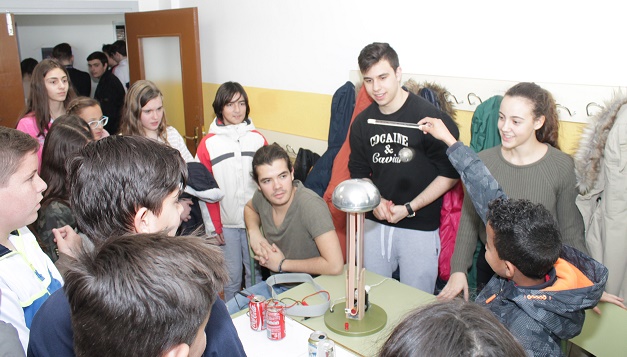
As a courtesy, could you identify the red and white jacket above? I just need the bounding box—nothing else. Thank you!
[196,118,266,234]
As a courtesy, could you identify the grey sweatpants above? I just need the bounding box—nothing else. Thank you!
[363,219,440,294]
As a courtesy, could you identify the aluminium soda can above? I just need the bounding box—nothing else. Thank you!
[319,340,336,357]
[266,300,286,340]
[308,331,326,357]
[249,295,266,331]
[308,331,336,357]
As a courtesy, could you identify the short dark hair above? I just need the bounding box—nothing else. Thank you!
[112,40,127,57]
[358,42,400,74]
[251,143,292,183]
[102,44,115,57]
[40,114,94,208]
[212,81,250,121]
[65,233,228,357]
[67,135,187,244]
[379,299,527,357]
[20,58,38,77]
[52,43,72,62]
[0,127,39,187]
[487,198,561,279]
[86,51,107,67]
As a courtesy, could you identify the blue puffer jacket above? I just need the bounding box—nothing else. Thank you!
[305,81,355,196]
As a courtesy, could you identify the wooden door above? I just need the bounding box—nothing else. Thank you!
[125,7,204,155]
[0,13,26,128]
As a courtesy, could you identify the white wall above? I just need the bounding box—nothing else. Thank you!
[15,14,124,72]
[138,0,178,12]
[1,0,137,14]
[8,0,627,117]
[178,0,626,96]
[10,0,626,96]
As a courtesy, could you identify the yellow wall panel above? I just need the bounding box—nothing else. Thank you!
[202,83,332,141]
[453,109,586,156]
[201,83,587,156]
[558,121,586,156]
[455,110,473,146]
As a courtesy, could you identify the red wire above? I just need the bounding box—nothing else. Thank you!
[301,290,330,304]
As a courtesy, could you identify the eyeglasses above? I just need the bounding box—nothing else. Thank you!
[88,116,108,129]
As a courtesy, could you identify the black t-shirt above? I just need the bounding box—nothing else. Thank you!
[349,91,460,231]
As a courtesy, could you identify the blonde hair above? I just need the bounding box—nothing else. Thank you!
[119,80,169,144]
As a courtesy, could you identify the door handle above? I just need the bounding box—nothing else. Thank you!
[184,126,201,148]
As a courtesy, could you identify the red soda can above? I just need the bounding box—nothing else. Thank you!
[249,295,266,331]
[266,300,286,340]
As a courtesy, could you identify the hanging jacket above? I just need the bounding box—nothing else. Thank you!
[178,162,224,236]
[294,148,320,183]
[403,79,457,120]
[305,81,355,196]
[408,82,463,281]
[323,84,373,260]
[437,180,463,281]
[574,94,627,299]
[470,95,502,153]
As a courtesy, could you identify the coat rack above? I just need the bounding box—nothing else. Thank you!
[349,71,625,123]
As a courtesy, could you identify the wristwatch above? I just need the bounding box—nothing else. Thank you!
[404,202,416,218]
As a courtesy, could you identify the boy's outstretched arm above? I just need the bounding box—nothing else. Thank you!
[417,117,506,224]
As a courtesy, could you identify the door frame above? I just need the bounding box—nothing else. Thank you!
[0,13,25,128]
[125,7,204,154]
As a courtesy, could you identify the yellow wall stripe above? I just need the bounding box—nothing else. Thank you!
[456,110,473,147]
[203,83,332,141]
[201,83,587,156]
